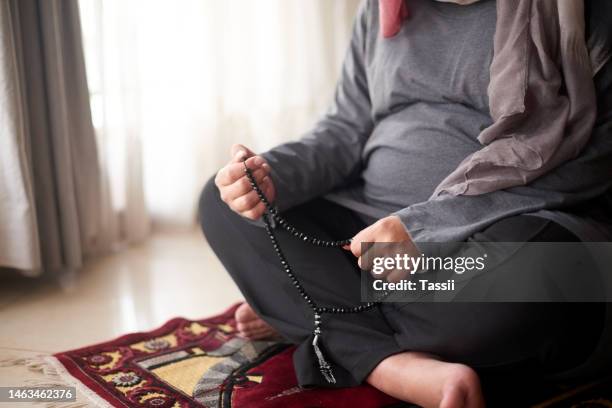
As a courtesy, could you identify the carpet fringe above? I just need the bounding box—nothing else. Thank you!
[44,356,113,408]
[0,354,58,376]
[0,354,110,407]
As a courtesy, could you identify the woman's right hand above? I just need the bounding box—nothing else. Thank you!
[214,144,276,220]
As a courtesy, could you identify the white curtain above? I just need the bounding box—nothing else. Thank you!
[78,0,360,229]
[1,0,113,277]
[0,1,39,273]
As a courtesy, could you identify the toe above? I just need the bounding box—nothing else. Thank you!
[234,302,280,340]
[235,302,259,324]
[237,320,274,339]
[239,326,278,340]
[239,328,268,339]
[237,319,269,332]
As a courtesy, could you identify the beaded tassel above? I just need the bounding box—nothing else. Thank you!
[243,161,385,384]
[312,312,336,384]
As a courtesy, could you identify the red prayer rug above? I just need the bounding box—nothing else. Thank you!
[36,303,612,407]
[44,304,401,408]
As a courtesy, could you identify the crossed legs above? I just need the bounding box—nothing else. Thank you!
[199,178,602,407]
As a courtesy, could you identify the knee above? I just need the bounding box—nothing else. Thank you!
[198,176,224,233]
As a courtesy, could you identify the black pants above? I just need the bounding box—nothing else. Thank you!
[198,178,604,388]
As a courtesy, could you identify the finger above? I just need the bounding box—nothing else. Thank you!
[242,202,266,220]
[350,222,380,258]
[216,157,267,186]
[223,169,268,201]
[261,176,275,200]
[244,155,268,171]
[215,163,243,187]
[247,173,274,197]
[230,144,256,163]
[230,190,261,213]
[225,175,274,210]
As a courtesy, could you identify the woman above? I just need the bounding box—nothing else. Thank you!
[200,0,612,406]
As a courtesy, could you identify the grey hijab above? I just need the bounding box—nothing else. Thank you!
[433,0,602,197]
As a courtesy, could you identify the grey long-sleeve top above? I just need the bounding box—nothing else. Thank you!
[262,0,612,243]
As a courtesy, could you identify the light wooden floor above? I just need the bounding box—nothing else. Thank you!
[0,230,242,407]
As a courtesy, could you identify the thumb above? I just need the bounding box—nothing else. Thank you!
[230,144,256,163]
[350,231,366,258]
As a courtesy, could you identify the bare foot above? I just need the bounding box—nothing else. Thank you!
[367,352,485,408]
[234,302,279,340]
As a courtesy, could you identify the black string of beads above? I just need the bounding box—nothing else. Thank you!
[243,161,392,383]
[246,176,351,248]
[242,161,382,316]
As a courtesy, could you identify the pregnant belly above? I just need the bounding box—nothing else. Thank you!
[361,117,482,209]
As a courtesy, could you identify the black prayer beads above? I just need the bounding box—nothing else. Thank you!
[243,161,383,384]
